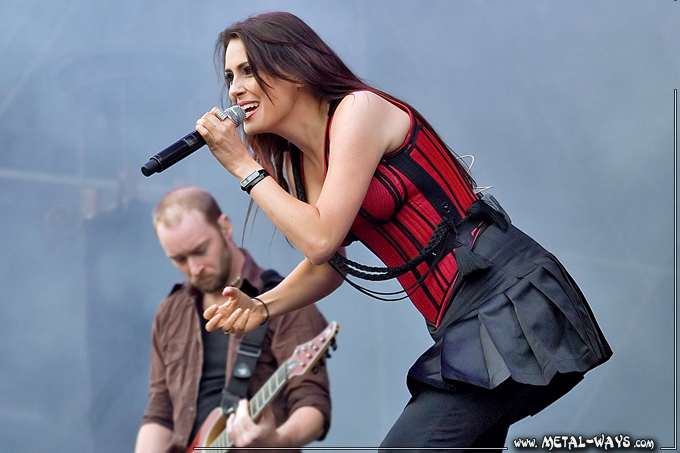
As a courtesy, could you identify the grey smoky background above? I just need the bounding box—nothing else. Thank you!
[0,1,677,451]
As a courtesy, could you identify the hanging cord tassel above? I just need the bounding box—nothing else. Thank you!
[452,244,492,278]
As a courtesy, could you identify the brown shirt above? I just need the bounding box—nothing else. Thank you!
[141,251,331,453]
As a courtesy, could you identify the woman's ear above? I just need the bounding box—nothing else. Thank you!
[286,73,304,89]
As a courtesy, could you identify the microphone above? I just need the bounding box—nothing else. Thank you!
[141,105,246,177]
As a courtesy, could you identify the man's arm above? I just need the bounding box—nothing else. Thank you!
[227,400,325,448]
[138,302,177,452]
[272,305,332,439]
[135,422,173,453]
[274,406,325,447]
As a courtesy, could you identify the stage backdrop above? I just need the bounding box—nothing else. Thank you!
[0,1,677,451]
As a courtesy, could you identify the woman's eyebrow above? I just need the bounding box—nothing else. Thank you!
[225,61,249,74]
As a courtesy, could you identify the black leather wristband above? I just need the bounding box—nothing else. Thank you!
[240,169,269,194]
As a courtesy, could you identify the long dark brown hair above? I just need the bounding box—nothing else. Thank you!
[214,11,475,194]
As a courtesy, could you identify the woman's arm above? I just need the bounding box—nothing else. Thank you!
[198,91,409,264]
[204,257,344,335]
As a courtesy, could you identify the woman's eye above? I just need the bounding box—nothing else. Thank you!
[243,65,253,76]
[224,72,234,84]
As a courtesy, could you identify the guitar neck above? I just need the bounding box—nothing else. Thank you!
[248,360,289,420]
[207,361,289,449]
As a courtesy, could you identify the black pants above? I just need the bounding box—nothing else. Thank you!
[379,372,583,452]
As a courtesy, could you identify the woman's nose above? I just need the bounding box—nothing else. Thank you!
[229,76,246,99]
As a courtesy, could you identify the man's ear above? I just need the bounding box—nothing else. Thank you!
[217,214,233,240]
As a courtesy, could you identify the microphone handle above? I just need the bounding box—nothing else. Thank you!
[141,131,206,177]
[141,105,245,177]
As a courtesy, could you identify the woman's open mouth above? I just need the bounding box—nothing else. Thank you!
[241,102,259,118]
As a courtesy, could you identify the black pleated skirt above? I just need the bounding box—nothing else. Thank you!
[408,221,612,390]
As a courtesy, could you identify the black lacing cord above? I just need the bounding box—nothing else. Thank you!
[327,198,507,302]
[328,217,456,301]
[328,217,454,280]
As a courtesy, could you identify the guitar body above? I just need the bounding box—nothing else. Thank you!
[186,407,226,451]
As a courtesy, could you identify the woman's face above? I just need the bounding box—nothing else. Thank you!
[224,39,300,136]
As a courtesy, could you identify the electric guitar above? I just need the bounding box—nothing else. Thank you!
[187,321,339,451]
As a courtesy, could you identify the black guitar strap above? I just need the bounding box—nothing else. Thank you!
[219,268,283,415]
[220,321,269,415]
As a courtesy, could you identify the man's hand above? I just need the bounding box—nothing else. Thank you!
[226,399,281,448]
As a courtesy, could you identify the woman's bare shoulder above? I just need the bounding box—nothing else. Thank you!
[334,91,410,153]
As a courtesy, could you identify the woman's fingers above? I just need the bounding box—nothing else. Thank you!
[203,290,258,336]
[204,300,234,331]
[203,304,218,319]
[229,309,251,338]
[204,311,223,332]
